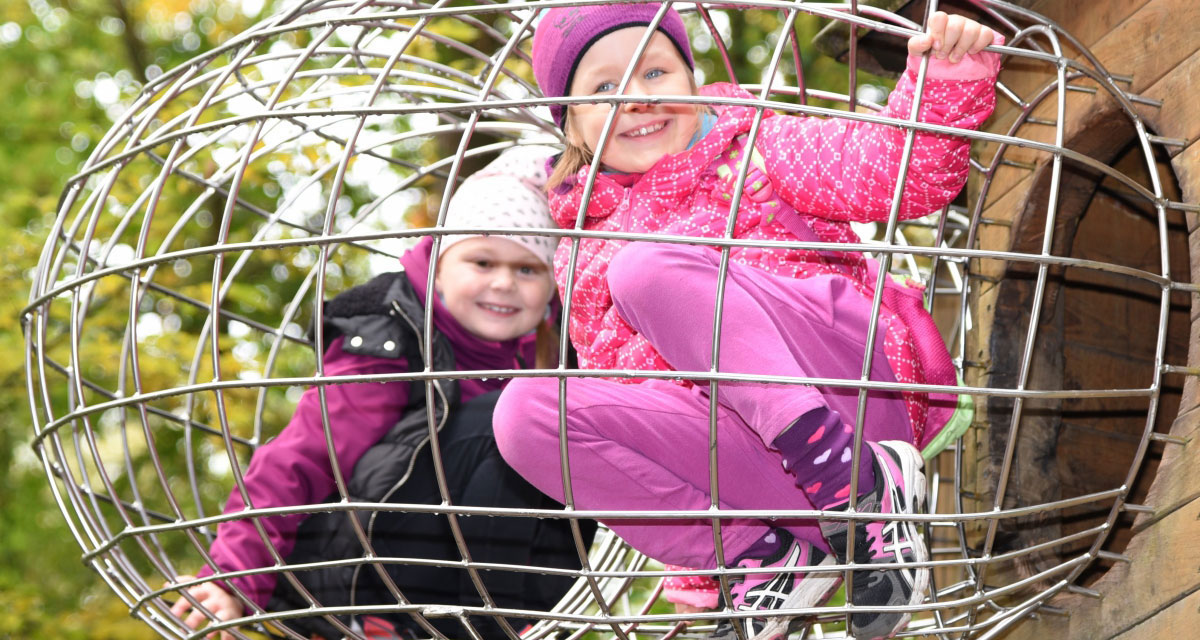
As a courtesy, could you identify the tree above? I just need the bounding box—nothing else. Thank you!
[4,2,892,638]
[2,2,270,637]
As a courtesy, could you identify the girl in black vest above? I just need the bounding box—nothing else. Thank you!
[172,147,595,639]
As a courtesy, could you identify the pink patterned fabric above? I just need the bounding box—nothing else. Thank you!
[550,51,999,445]
[662,565,719,609]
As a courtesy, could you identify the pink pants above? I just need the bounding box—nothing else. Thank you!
[495,243,913,568]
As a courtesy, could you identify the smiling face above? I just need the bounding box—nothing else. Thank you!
[434,236,555,342]
[566,27,699,174]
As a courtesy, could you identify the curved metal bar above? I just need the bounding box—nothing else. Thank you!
[24,1,1194,639]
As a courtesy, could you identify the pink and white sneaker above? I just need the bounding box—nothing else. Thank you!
[818,440,930,639]
[709,529,841,640]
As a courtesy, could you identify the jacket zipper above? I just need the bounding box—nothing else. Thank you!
[349,299,451,610]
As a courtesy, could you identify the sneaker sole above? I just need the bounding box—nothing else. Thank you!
[874,440,930,639]
[750,554,842,640]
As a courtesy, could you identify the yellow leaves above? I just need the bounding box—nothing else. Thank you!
[428,16,481,45]
[133,0,200,25]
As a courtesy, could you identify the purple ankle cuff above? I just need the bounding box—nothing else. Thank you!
[772,407,842,457]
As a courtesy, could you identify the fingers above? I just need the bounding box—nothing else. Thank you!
[948,19,979,63]
[908,10,948,55]
[170,579,242,636]
[940,14,965,59]
[185,606,211,633]
[169,597,191,620]
[908,11,996,62]
[169,575,196,621]
[971,24,998,53]
[907,32,933,56]
[927,10,948,51]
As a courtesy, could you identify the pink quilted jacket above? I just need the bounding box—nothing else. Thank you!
[550,51,1000,446]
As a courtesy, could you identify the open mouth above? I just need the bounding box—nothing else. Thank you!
[479,302,519,315]
[623,121,667,138]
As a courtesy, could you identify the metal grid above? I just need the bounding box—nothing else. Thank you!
[21,1,1196,639]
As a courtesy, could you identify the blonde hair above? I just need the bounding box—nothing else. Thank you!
[547,110,593,191]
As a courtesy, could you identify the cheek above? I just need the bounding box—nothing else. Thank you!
[524,279,555,308]
[674,106,700,133]
[437,269,481,308]
[570,109,608,148]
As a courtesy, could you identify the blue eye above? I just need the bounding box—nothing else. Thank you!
[594,81,616,94]
[645,68,665,80]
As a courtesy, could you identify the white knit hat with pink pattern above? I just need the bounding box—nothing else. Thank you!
[439,145,557,268]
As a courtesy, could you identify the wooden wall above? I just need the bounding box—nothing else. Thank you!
[963,0,1200,637]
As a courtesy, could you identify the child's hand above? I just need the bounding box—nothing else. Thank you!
[674,602,711,615]
[908,11,997,64]
[169,575,243,640]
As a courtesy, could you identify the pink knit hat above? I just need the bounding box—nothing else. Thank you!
[532,3,695,128]
[439,146,558,268]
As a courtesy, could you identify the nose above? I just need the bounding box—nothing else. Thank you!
[491,268,517,291]
[622,99,650,113]
[620,78,651,113]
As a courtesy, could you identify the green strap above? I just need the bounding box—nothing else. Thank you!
[920,375,974,460]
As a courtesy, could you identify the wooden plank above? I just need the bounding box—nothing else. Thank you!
[1020,0,1152,51]
[1000,498,1200,640]
[1112,587,1200,639]
[1089,0,1200,94]
[1064,495,1200,638]
[1174,141,1200,220]
[1141,182,1200,519]
[979,89,1128,231]
[1134,48,1200,155]
[989,0,1150,117]
[1155,141,1193,534]
[983,0,1199,205]
[1139,404,1200,525]
[996,0,1195,113]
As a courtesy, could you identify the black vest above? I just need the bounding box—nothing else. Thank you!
[268,271,464,626]
[269,273,592,640]
[319,271,461,503]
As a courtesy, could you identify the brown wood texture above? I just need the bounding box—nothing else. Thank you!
[1064,495,1200,637]
[1125,142,1200,532]
[1134,49,1200,156]
[979,0,1200,209]
[967,1,1200,637]
[1017,0,1153,50]
[1112,588,1200,640]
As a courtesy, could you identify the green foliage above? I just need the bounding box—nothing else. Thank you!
[1,1,272,636]
[2,2,893,636]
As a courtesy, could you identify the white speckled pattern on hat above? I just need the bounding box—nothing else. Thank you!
[439,145,558,268]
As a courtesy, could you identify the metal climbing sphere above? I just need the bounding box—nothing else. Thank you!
[23,1,1198,639]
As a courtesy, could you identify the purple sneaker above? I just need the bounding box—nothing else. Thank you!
[709,529,841,640]
[819,440,929,639]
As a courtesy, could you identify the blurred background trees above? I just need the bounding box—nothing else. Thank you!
[1,2,890,637]
[2,3,272,637]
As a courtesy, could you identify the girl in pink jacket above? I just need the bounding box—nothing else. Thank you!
[494,5,1001,639]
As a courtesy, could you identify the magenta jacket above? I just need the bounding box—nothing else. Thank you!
[550,49,1000,448]
[196,237,537,608]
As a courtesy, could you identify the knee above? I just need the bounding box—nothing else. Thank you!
[609,243,708,308]
[494,378,558,471]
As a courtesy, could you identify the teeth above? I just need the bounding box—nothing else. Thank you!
[481,303,517,313]
[628,122,665,137]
